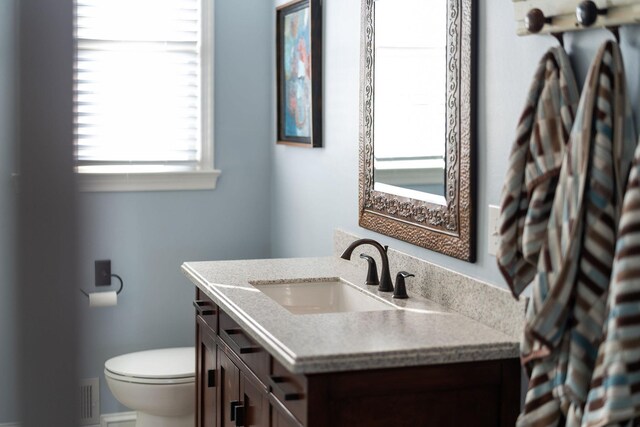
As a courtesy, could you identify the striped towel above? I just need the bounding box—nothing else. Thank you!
[497,47,579,299]
[517,41,637,427]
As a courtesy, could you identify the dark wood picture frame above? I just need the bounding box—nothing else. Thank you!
[276,0,322,148]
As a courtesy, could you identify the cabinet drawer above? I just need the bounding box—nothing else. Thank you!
[271,358,307,425]
[218,310,269,385]
[194,289,217,332]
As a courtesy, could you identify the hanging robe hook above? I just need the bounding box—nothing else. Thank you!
[525,8,551,34]
[607,26,620,44]
[552,32,565,49]
[576,1,608,27]
[523,8,564,49]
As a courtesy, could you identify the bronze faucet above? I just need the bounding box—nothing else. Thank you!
[340,239,393,292]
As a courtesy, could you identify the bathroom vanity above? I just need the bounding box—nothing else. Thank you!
[183,257,522,427]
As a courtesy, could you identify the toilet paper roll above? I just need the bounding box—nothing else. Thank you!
[89,291,117,307]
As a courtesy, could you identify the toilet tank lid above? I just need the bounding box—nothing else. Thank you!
[104,347,195,379]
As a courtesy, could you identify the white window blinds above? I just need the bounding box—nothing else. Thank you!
[74,0,210,173]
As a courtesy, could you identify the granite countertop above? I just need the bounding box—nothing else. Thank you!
[182,256,519,374]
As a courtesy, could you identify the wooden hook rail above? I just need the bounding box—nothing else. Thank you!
[513,0,640,36]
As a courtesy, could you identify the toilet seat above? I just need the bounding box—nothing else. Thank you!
[104,347,195,385]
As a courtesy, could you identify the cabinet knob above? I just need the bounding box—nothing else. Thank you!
[223,329,259,354]
[269,376,303,401]
[193,300,215,316]
[207,369,215,388]
[230,401,245,426]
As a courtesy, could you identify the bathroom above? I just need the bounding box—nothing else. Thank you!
[2,0,640,426]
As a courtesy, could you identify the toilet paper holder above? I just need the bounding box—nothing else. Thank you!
[79,273,124,298]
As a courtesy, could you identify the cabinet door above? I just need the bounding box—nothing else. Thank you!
[240,374,269,427]
[219,348,241,427]
[196,317,217,427]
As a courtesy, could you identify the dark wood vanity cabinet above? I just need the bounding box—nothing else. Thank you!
[217,347,269,427]
[195,290,218,427]
[196,289,270,427]
[195,288,521,427]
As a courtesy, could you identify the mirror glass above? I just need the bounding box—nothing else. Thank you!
[359,0,475,262]
[373,0,447,202]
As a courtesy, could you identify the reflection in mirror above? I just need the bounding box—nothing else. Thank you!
[373,0,447,202]
[359,0,475,262]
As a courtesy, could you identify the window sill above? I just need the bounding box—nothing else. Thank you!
[77,169,221,192]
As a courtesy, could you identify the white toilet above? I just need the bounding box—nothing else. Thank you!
[104,347,195,427]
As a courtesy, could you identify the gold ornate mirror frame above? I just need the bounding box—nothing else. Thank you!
[358,0,476,262]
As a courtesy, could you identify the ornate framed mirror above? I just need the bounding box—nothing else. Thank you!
[359,0,476,262]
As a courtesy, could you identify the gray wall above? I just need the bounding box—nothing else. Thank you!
[76,0,273,415]
[0,0,17,423]
[270,0,640,289]
[271,0,360,259]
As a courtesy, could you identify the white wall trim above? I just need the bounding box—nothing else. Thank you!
[77,169,221,192]
[100,411,137,427]
[0,411,136,427]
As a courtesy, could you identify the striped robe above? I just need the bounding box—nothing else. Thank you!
[497,47,579,299]
[517,41,637,427]
[583,145,640,427]
[582,83,640,427]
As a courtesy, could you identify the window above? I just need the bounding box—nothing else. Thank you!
[73,0,218,191]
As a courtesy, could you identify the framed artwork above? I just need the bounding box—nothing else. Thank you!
[276,0,322,147]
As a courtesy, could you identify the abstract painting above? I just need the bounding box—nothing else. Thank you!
[276,0,322,147]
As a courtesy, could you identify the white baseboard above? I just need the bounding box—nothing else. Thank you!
[0,411,136,427]
[100,412,137,427]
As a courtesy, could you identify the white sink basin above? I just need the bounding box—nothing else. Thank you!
[252,279,396,315]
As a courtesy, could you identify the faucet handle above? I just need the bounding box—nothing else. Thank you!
[393,271,414,299]
[359,253,379,286]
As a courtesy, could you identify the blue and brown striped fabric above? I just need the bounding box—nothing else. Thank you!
[582,89,640,427]
[582,143,640,427]
[517,41,637,427]
[497,47,579,299]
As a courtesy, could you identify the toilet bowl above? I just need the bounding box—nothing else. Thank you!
[104,347,195,427]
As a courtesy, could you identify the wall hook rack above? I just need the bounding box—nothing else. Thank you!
[513,0,640,37]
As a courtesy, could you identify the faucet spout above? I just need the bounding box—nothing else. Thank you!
[340,239,393,292]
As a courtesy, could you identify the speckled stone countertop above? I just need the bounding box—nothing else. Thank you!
[182,256,519,374]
